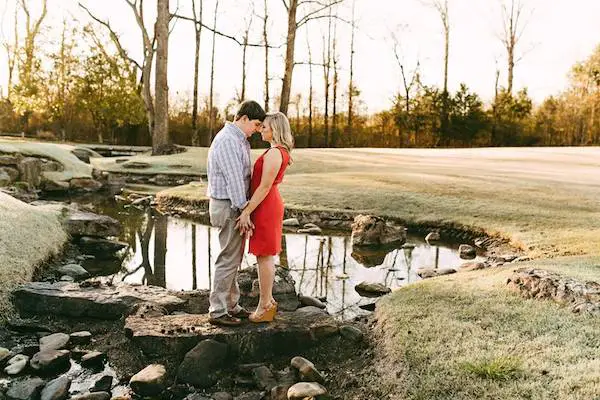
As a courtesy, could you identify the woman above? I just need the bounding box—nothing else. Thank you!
[236,112,293,323]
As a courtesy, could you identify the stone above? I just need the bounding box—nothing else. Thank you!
[77,237,128,258]
[282,218,300,227]
[177,340,228,388]
[40,376,71,400]
[350,247,387,268]
[41,179,70,192]
[0,347,12,364]
[56,264,90,281]
[69,178,103,192]
[30,350,70,374]
[63,210,121,238]
[40,160,63,172]
[287,382,327,400]
[270,385,292,400]
[12,281,186,319]
[425,232,441,242]
[309,323,338,340]
[39,333,70,352]
[129,364,167,397]
[122,161,151,169]
[60,276,74,282]
[0,155,19,165]
[183,394,211,400]
[81,351,106,368]
[354,282,391,298]
[0,169,12,186]
[460,261,486,272]
[252,365,277,391]
[70,393,110,400]
[351,215,406,246]
[290,356,325,384]
[4,355,29,375]
[298,295,326,309]
[358,302,376,311]
[339,325,363,342]
[0,167,18,184]
[294,306,328,318]
[69,331,92,346]
[459,244,477,260]
[416,268,457,279]
[211,393,233,400]
[298,226,322,234]
[234,393,262,400]
[6,378,46,400]
[17,157,42,187]
[90,375,113,393]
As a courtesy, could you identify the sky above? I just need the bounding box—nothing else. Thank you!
[1,0,600,114]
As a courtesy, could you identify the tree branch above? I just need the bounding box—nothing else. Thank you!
[296,0,345,28]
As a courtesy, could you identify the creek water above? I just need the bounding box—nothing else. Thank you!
[56,192,479,318]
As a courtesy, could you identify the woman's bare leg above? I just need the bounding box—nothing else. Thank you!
[256,255,276,310]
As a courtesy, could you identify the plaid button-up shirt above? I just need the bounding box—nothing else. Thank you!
[206,122,251,210]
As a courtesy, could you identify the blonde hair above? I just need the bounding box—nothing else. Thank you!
[265,112,294,164]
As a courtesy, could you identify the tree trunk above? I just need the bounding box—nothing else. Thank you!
[191,0,202,147]
[208,0,219,145]
[322,33,331,147]
[263,0,270,111]
[347,0,356,145]
[332,19,339,147]
[307,33,314,147]
[153,0,170,154]
[279,0,298,115]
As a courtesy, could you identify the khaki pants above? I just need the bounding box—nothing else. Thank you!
[208,199,244,318]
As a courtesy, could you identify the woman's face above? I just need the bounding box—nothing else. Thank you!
[260,121,273,142]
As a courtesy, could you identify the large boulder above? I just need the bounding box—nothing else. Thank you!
[39,333,70,352]
[354,282,392,298]
[69,178,103,192]
[30,350,70,374]
[351,215,406,247]
[56,264,90,281]
[63,211,121,238]
[17,157,42,187]
[287,382,327,400]
[177,340,228,388]
[77,237,128,257]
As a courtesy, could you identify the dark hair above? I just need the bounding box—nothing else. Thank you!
[235,100,266,122]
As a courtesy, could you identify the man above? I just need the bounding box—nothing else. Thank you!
[206,100,266,326]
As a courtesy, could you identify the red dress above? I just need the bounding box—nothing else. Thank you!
[249,146,291,256]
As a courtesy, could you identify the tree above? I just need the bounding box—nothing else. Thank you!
[448,83,488,145]
[430,0,450,145]
[1,1,20,99]
[499,0,532,95]
[261,0,270,111]
[208,0,219,144]
[237,12,253,103]
[346,0,356,144]
[191,0,203,146]
[279,0,343,115]
[153,0,170,154]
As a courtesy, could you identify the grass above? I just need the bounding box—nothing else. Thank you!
[0,193,67,319]
[461,357,524,381]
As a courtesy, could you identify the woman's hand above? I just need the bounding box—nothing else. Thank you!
[236,211,254,236]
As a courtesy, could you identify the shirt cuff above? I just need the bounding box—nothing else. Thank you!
[232,200,249,211]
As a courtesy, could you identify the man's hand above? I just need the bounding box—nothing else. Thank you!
[235,211,254,236]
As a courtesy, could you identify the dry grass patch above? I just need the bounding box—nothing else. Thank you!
[0,193,67,319]
[375,266,600,399]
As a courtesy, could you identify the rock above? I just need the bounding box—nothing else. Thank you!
[460,261,486,272]
[0,167,18,185]
[153,174,171,186]
[69,178,103,192]
[252,365,277,391]
[234,393,262,400]
[212,393,233,400]
[0,347,12,364]
[183,394,211,400]
[354,282,391,298]
[40,160,63,172]
[56,264,90,281]
[340,325,364,342]
[30,350,70,374]
[459,244,477,260]
[0,155,18,165]
[294,306,328,318]
[70,393,110,400]
[12,281,186,319]
[416,268,457,279]
[41,179,70,192]
[17,158,42,187]
[71,147,100,164]
[69,331,92,346]
[270,385,292,400]
[350,247,387,268]
[298,295,326,309]
[303,223,319,229]
[90,375,113,393]
[63,210,121,238]
[39,333,70,352]
[282,218,300,227]
[425,232,441,242]
[78,237,128,258]
[122,161,151,169]
[40,376,71,400]
[351,215,406,246]
[177,340,228,388]
[59,276,74,282]
[4,355,29,375]
[81,351,106,368]
[298,227,322,235]
[6,378,46,400]
[287,382,327,400]
[290,356,325,384]
[310,323,338,340]
[129,364,167,397]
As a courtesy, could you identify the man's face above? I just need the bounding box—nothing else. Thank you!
[239,116,263,137]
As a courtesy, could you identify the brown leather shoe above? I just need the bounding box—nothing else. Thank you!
[230,307,251,319]
[208,314,242,326]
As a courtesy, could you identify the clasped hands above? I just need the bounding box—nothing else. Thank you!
[235,210,254,238]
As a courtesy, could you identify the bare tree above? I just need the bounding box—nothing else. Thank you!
[238,13,253,102]
[499,0,531,94]
[429,0,450,144]
[191,0,203,146]
[321,10,332,147]
[279,0,343,115]
[346,0,356,144]
[307,33,314,147]
[208,0,219,144]
[1,1,19,99]
[19,0,47,86]
[262,0,270,111]
[153,0,170,154]
[331,14,339,147]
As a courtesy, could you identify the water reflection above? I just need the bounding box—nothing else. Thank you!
[104,209,468,317]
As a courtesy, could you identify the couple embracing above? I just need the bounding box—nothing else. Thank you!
[206,100,294,327]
